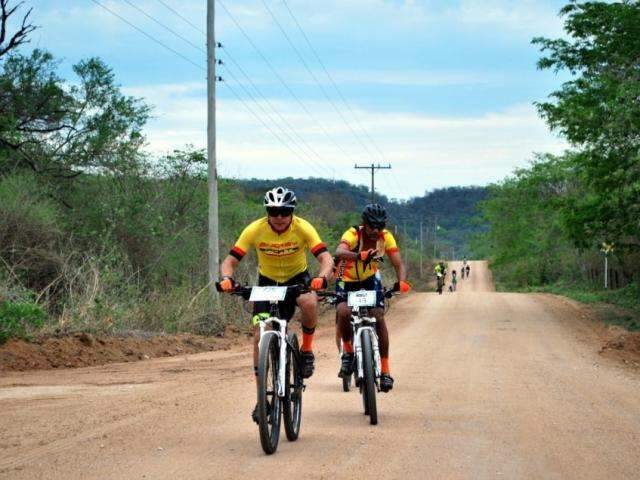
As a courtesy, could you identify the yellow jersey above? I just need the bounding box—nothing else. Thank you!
[337,226,399,282]
[229,216,327,283]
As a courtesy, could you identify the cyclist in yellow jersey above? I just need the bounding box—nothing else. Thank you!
[218,187,334,423]
[334,204,410,392]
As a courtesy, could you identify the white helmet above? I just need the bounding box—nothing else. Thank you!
[264,186,297,208]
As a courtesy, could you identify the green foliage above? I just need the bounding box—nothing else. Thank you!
[0,300,46,343]
[0,49,149,182]
[533,0,640,250]
[483,1,640,298]
[477,154,582,288]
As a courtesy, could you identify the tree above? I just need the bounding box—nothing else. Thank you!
[0,0,35,59]
[533,0,640,250]
[0,52,150,182]
[0,0,150,187]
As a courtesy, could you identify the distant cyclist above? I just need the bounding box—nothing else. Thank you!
[334,204,410,392]
[451,270,457,292]
[434,262,446,294]
[218,186,334,423]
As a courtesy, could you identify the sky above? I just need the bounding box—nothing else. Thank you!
[28,0,572,199]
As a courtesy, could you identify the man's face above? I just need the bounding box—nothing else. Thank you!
[267,207,294,232]
[363,223,383,240]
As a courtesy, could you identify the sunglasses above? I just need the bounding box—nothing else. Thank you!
[267,207,294,217]
[365,222,385,230]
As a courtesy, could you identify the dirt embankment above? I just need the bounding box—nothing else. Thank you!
[540,293,640,368]
[0,305,337,372]
[0,328,246,372]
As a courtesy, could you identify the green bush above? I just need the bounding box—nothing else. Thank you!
[0,300,46,343]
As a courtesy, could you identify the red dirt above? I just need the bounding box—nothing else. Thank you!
[0,326,246,372]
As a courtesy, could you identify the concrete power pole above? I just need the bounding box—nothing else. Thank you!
[433,215,438,258]
[354,163,391,203]
[207,0,220,290]
[419,220,423,278]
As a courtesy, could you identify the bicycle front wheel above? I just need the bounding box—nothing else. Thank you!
[283,333,302,441]
[257,333,282,454]
[361,329,378,425]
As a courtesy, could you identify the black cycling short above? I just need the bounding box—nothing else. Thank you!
[252,270,311,325]
[335,274,385,308]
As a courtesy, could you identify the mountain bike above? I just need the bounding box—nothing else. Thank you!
[217,283,307,455]
[324,286,397,425]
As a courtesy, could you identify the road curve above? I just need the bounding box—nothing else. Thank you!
[1,261,639,479]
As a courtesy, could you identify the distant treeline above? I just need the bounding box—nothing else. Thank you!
[239,178,488,258]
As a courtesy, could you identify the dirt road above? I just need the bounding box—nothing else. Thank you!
[2,261,639,479]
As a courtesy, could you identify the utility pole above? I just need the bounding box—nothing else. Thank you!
[601,242,615,289]
[419,220,423,278]
[354,163,391,203]
[207,0,220,291]
[433,215,438,259]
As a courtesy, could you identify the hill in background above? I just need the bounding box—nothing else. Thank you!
[237,178,488,258]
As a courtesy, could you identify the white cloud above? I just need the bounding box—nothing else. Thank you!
[126,82,566,199]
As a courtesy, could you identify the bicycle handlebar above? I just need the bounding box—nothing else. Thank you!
[215,282,311,301]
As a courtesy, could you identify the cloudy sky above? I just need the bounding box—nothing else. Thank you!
[29,0,571,199]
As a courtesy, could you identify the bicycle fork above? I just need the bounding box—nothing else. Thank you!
[353,320,382,386]
[258,318,288,398]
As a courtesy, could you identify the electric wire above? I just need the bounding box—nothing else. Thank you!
[260,0,379,161]
[90,0,205,72]
[221,63,326,176]
[153,0,206,35]
[121,0,206,54]
[92,0,328,177]
[223,80,326,177]
[216,0,356,164]
[152,0,336,176]
[281,0,394,165]
[219,47,331,175]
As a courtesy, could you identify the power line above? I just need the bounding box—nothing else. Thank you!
[260,0,378,160]
[90,0,206,72]
[219,47,331,175]
[121,0,206,54]
[216,0,356,164]
[152,0,338,176]
[92,0,328,176]
[221,63,326,176]
[282,0,392,165]
[154,0,206,35]
[222,81,325,177]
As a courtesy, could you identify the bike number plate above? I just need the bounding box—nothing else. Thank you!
[347,290,377,307]
[249,286,287,302]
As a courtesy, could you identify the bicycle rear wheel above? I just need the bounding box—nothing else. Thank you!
[257,333,281,454]
[361,329,378,425]
[283,333,302,441]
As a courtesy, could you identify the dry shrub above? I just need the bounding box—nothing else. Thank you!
[0,174,63,291]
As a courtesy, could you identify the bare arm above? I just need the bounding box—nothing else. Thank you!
[388,250,407,282]
[316,251,334,280]
[335,242,358,261]
[220,255,240,279]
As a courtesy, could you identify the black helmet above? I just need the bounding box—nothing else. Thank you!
[362,203,388,229]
